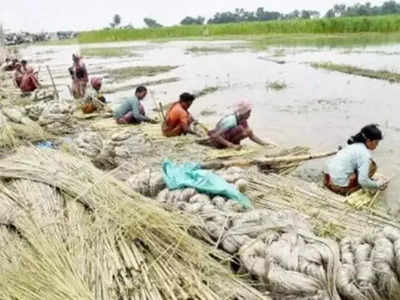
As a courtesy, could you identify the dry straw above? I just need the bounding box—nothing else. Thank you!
[0,147,269,300]
[247,172,398,238]
[0,122,51,149]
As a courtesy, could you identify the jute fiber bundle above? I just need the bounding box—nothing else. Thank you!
[130,165,400,300]
[130,167,342,299]
[337,227,400,300]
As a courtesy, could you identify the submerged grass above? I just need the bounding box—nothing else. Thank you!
[195,86,221,98]
[107,65,178,81]
[80,47,138,57]
[266,81,288,91]
[311,62,400,82]
[186,46,233,54]
[103,77,180,94]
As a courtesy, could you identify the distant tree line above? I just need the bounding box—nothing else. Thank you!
[108,2,400,31]
[179,1,400,26]
[325,1,400,18]
[180,8,320,25]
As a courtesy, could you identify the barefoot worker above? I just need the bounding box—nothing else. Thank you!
[68,54,88,98]
[114,86,157,124]
[200,101,268,150]
[324,124,388,195]
[162,92,199,137]
[19,60,40,93]
[81,77,106,114]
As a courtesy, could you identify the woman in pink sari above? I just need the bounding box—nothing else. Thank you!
[68,54,88,99]
[19,60,40,93]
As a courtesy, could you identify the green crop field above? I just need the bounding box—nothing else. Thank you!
[78,15,400,44]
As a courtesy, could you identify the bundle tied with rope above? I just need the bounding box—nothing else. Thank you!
[128,167,342,299]
[128,163,400,300]
[337,227,400,300]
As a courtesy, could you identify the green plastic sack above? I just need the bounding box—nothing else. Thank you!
[162,158,251,208]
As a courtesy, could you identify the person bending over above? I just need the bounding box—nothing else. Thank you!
[204,101,267,150]
[162,92,199,137]
[81,77,106,114]
[114,86,157,124]
[19,60,40,93]
[324,124,388,196]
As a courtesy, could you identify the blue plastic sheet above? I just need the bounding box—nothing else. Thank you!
[36,141,55,149]
[162,158,251,208]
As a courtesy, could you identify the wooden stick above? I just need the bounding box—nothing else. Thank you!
[202,150,338,170]
[150,91,163,120]
[158,102,166,121]
[259,150,338,164]
[46,65,59,100]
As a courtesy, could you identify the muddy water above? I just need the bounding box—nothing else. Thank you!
[20,40,400,213]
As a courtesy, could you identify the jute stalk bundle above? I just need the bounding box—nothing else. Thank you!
[0,147,269,300]
[247,172,399,237]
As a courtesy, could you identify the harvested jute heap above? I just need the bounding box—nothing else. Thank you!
[128,164,400,300]
[0,147,269,300]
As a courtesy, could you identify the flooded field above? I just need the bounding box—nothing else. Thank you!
[20,38,400,212]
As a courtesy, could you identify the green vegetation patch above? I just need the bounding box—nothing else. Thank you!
[195,86,221,98]
[103,77,180,94]
[266,81,287,91]
[311,62,400,82]
[200,108,217,116]
[79,15,400,44]
[81,47,138,58]
[186,46,234,54]
[107,65,178,81]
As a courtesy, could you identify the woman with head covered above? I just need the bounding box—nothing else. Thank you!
[203,101,268,150]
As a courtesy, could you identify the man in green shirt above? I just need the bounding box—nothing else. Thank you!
[114,86,157,124]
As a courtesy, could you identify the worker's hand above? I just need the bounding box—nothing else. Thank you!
[378,179,390,191]
[233,144,242,151]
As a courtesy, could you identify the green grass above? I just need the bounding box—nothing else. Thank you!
[200,108,217,116]
[311,62,400,82]
[186,46,233,54]
[79,15,400,44]
[80,47,138,57]
[106,65,178,81]
[103,77,180,94]
[252,32,400,48]
[195,86,221,98]
[266,81,287,91]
